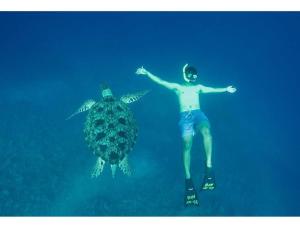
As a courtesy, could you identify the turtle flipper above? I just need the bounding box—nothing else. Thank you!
[119,156,132,176]
[91,157,105,178]
[120,90,150,104]
[66,99,96,120]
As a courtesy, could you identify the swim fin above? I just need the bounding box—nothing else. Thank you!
[201,167,216,190]
[184,178,199,207]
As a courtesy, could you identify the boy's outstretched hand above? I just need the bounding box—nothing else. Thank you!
[227,85,237,93]
[136,66,149,76]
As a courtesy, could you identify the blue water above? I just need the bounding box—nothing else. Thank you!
[0,12,299,216]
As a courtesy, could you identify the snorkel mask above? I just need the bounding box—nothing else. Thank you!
[183,64,198,83]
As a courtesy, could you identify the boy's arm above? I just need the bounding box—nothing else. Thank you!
[136,66,180,91]
[199,84,237,93]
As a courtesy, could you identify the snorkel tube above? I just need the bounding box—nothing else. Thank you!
[182,63,190,82]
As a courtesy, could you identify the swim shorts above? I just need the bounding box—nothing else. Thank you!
[179,109,210,137]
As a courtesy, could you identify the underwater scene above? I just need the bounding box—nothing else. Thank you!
[0,12,299,216]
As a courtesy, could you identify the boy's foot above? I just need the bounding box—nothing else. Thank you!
[201,167,216,190]
[184,178,199,207]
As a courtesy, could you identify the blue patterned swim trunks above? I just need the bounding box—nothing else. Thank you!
[179,109,210,137]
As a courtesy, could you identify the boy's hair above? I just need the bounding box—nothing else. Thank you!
[184,66,197,75]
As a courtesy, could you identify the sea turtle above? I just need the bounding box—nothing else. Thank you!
[66,84,149,178]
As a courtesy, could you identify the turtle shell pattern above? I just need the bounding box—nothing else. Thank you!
[84,97,138,165]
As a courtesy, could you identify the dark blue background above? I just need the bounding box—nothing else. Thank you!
[0,12,299,216]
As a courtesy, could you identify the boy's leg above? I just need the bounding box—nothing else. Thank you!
[200,124,212,168]
[198,124,216,190]
[183,134,193,179]
[183,134,199,206]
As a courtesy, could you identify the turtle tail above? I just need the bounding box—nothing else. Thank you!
[111,164,117,178]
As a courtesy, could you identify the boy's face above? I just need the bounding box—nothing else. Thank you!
[186,73,198,83]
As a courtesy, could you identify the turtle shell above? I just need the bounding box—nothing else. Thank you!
[84,97,138,165]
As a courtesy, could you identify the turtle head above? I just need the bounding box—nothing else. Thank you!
[100,83,113,98]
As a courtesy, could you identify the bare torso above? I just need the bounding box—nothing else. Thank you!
[175,85,201,112]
